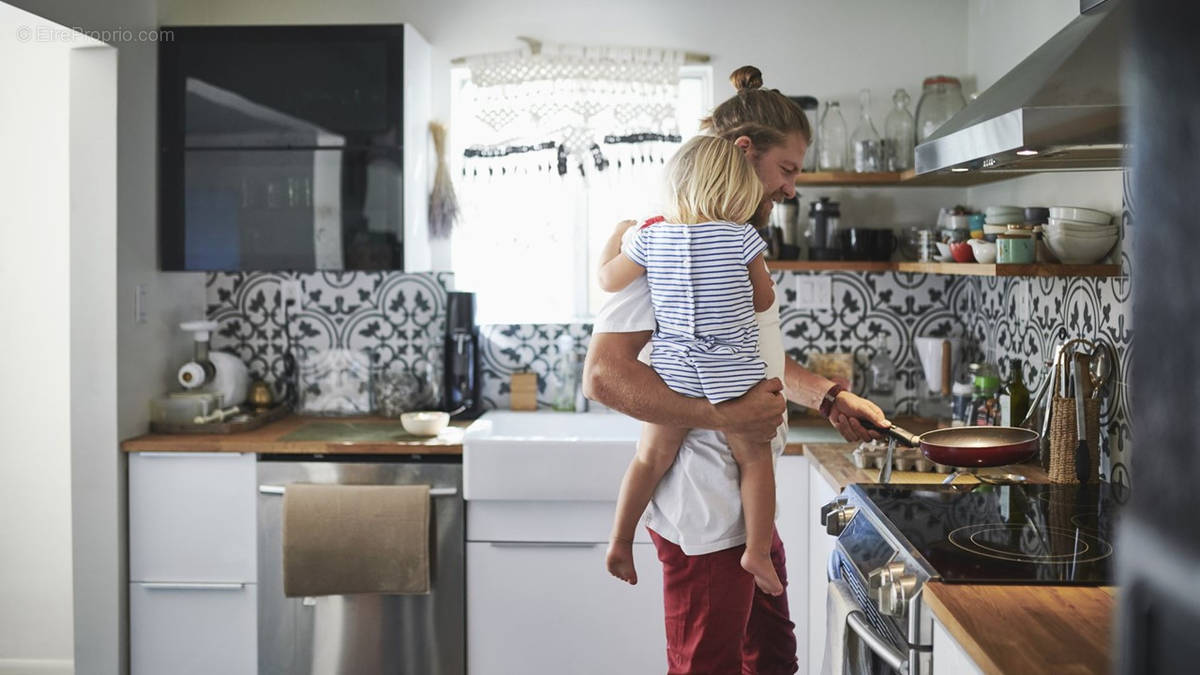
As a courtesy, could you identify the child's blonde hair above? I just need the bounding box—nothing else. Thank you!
[663,135,764,226]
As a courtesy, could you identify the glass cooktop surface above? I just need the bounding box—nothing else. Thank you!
[853,483,1123,584]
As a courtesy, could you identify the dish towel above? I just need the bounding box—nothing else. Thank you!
[820,578,860,675]
[283,484,431,597]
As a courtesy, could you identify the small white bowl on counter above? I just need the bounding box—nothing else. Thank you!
[401,411,450,436]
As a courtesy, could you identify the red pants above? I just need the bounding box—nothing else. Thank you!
[649,528,798,675]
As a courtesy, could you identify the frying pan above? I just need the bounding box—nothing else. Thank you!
[868,423,1040,468]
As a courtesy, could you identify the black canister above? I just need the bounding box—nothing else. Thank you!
[443,291,483,419]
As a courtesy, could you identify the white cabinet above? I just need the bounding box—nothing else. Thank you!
[128,452,257,674]
[129,452,257,582]
[130,582,257,675]
[466,540,665,675]
[774,454,810,671]
[807,459,840,675]
[932,615,984,675]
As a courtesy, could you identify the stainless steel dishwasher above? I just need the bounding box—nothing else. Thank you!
[257,454,464,675]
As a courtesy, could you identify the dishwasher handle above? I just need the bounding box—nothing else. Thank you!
[259,484,457,497]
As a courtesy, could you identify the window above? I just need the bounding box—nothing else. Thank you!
[449,66,712,324]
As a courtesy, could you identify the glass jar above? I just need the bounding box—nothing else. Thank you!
[865,334,897,415]
[915,75,967,143]
[850,89,883,173]
[884,88,915,171]
[806,197,842,260]
[818,101,847,171]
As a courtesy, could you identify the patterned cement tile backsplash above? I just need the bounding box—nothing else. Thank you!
[206,272,455,405]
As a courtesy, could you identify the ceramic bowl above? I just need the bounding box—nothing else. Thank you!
[949,240,975,263]
[1045,222,1119,238]
[1047,217,1118,232]
[1044,230,1118,264]
[400,411,450,436]
[935,242,952,258]
[1049,206,1111,225]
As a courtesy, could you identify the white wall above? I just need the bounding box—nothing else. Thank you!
[0,7,75,673]
[5,0,203,673]
[159,0,973,231]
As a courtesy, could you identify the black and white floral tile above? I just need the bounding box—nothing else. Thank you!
[960,172,1134,487]
[774,270,972,417]
[477,323,594,410]
[206,271,455,410]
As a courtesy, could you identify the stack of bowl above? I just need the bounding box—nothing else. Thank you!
[982,206,1024,242]
[1044,206,1118,264]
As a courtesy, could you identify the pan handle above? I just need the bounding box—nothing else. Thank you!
[861,420,921,447]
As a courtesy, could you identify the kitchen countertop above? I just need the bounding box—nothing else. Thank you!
[924,581,1116,675]
[121,415,466,455]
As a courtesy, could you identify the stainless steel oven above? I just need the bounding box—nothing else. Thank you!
[257,454,464,674]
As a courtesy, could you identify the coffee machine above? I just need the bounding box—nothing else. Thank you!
[443,291,482,419]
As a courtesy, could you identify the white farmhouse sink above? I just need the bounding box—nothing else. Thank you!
[463,411,641,501]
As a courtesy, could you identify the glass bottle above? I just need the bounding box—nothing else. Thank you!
[818,101,847,171]
[914,75,967,143]
[552,334,580,412]
[999,359,1031,427]
[884,88,915,171]
[865,334,897,415]
[971,357,1002,426]
[850,89,883,173]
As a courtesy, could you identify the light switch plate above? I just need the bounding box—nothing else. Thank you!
[794,275,832,310]
[1014,282,1031,322]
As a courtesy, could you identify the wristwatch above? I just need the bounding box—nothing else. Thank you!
[818,384,846,419]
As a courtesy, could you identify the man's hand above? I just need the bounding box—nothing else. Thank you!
[715,378,787,443]
[828,391,889,443]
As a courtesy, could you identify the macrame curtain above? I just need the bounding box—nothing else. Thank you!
[463,42,685,177]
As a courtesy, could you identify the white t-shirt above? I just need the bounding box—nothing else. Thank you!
[593,225,788,555]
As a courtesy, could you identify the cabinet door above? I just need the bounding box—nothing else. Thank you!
[807,463,840,675]
[774,454,809,671]
[130,582,256,675]
[129,452,256,582]
[932,616,984,675]
[467,541,665,675]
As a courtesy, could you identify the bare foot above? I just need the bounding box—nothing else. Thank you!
[606,539,638,585]
[741,549,783,596]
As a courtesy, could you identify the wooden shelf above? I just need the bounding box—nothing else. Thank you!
[794,169,1032,188]
[766,260,895,272]
[767,260,1123,277]
[895,262,1123,277]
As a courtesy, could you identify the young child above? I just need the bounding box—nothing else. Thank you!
[597,134,782,595]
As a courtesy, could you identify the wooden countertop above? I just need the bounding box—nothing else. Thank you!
[794,436,1051,493]
[121,415,465,455]
[924,581,1116,675]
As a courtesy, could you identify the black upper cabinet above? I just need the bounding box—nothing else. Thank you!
[159,25,432,272]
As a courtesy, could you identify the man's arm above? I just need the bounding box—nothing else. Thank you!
[583,331,785,443]
[783,356,889,442]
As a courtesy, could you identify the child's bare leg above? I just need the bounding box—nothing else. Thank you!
[727,435,783,596]
[607,423,690,585]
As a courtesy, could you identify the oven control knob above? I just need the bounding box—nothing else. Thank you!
[819,497,847,527]
[868,562,917,618]
[824,504,857,536]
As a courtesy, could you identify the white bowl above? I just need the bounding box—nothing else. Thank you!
[1044,230,1117,264]
[1049,206,1111,225]
[401,411,450,436]
[935,242,952,257]
[1048,216,1116,230]
[1045,221,1119,238]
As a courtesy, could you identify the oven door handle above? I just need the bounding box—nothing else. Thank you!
[259,485,457,497]
[846,611,908,672]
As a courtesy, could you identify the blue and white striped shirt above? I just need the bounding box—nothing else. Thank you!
[622,221,768,403]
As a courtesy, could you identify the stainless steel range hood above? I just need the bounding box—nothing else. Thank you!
[914,0,1127,176]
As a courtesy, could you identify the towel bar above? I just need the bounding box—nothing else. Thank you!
[259,484,457,497]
